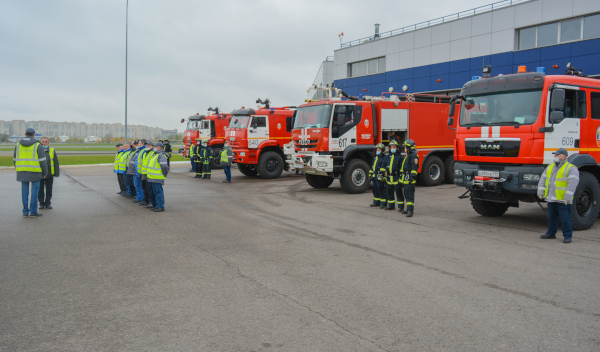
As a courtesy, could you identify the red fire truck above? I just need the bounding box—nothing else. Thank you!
[449,63,600,230]
[180,107,232,169]
[225,99,296,179]
[284,89,457,193]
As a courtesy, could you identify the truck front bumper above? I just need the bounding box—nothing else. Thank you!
[286,152,334,176]
[453,162,546,196]
[233,149,257,164]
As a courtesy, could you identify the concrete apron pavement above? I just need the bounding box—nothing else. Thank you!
[0,165,599,351]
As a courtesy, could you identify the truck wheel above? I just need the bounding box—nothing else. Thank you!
[305,174,334,189]
[417,155,445,187]
[471,198,510,217]
[340,159,370,194]
[257,151,284,179]
[238,164,258,177]
[572,171,600,231]
[443,155,456,184]
[211,148,223,169]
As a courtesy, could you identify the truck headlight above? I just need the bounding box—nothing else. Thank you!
[454,169,463,176]
[317,161,328,167]
[523,174,540,181]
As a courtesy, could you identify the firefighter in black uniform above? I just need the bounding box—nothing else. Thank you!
[369,143,387,208]
[402,139,419,217]
[381,140,404,211]
[199,141,213,179]
[164,139,172,167]
[193,139,204,178]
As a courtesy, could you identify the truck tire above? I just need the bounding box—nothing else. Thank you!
[443,155,456,184]
[305,174,334,189]
[417,155,445,187]
[211,147,223,169]
[340,159,370,194]
[471,198,510,217]
[257,151,284,179]
[572,171,600,231]
[238,164,258,177]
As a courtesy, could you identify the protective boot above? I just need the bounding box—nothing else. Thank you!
[370,203,380,207]
[398,208,405,213]
[401,209,408,214]
[406,210,413,217]
[380,204,386,209]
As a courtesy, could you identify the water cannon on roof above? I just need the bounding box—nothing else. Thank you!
[256,98,271,109]
[565,62,587,77]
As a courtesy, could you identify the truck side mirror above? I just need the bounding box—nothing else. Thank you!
[448,102,456,117]
[550,89,565,111]
[550,111,564,123]
[447,117,454,126]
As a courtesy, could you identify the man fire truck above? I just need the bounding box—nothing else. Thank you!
[284,87,457,194]
[180,108,232,169]
[449,63,600,230]
[225,99,296,179]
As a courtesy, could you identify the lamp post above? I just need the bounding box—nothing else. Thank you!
[125,0,129,141]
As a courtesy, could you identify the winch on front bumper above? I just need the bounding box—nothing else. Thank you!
[453,161,546,204]
[286,152,334,176]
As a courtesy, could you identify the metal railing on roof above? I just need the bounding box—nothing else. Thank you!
[325,56,334,61]
[340,0,531,48]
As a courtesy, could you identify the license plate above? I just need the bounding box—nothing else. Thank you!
[478,171,499,177]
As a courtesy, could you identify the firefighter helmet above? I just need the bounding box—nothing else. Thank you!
[404,139,416,151]
[375,143,385,150]
[389,140,399,147]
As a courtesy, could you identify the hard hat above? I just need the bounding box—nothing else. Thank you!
[375,143,385,150]
[404,139,416,151]
[389,140,399,147]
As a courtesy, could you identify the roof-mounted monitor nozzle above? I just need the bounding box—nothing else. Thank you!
[565,62,587,77]
[482,65,492,78]
[256,98,271,109]
[208,107,221,114]
[374,24,380,39]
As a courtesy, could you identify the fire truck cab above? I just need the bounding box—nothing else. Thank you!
[197,108,232,169]
[180,114,202,158]
[449,65,600,230]
[285,89,457,194]
[225,101,295,179]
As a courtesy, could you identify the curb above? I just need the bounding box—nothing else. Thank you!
[0,161,190,170]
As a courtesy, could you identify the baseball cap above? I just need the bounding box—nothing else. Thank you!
[553,148,568,156]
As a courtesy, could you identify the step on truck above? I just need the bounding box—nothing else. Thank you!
[180,108,232,169]
[284,88,457,193]
[225,99,296,179]
[448,63,600,230]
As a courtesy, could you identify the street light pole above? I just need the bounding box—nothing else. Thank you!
[125,0,128,142]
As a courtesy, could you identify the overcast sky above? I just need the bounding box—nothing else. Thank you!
[1,0,494,132]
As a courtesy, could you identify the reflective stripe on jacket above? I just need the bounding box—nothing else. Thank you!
[14,142,44,172]
[114,151,122,172]
[118,151,131,171]
[49,148,55,175]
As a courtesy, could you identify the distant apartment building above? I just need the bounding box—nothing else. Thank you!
[1,120,176,140]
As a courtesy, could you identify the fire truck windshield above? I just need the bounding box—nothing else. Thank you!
[460,89,543,127]
[187,120,199,129]
[229,115,250,128]
[294,105,333,129]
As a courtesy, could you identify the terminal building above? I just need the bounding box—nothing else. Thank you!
[315,0,600,98]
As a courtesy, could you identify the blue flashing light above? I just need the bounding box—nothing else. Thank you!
[270,108,274,112]
[359,94,363,100]
[536,67,545,73]
[217,114,221,117]
[472,76,481,80]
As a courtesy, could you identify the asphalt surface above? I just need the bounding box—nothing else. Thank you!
[1,165,599,351]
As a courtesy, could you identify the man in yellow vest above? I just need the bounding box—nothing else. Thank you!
[114,143,126,195]
[38,137,60,210]
[13,128,48,218]
[147,142,169,212]
[537,148,580,243]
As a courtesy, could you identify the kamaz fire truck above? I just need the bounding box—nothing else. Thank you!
[284,88,457,194]
[180,108,232,169]
[449,63,600,230]
[225,99,296,179]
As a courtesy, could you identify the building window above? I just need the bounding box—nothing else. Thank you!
[518,15,600,50]
[348,57,386,78]
[584,14,600,39]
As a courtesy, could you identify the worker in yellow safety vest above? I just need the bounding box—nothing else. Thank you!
[13,128,48,217]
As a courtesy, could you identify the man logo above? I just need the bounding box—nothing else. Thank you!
[364,119,369,128]
[481,144,500,150]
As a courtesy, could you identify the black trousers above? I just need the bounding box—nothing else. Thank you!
[404,184,415,211]
[38,177,54,206]
[117,173,126,192]
[195,162,203,176]
[141,179,149,202]
[385,182,404,209]
[203,163,211,177]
